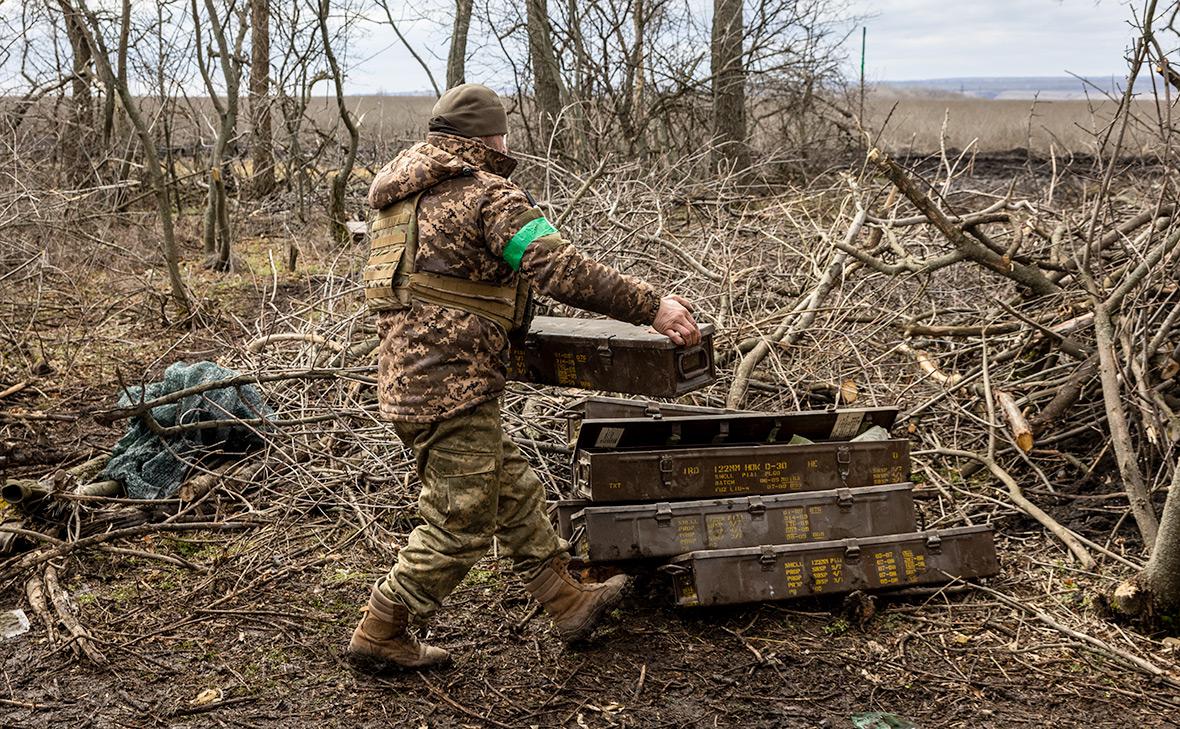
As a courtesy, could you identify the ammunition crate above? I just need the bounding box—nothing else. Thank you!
[574,438,910,502]
[571,406,909,502]
[506,316,717,397]
[570,483,916,561]
[665,525,999,607]
[546,499,591,541]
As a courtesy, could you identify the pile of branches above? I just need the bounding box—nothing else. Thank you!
[2,134,1180,688]
[721,145,1180,622]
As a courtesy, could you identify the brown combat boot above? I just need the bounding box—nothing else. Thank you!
[348,583,450,670]
[524,555,629,642]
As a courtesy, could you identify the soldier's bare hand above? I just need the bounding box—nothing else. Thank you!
[653,295,701,347]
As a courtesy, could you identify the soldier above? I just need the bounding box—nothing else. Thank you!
[349,83,701,669]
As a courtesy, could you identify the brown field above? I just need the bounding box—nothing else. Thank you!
[865,95,1168,156]
[326,93,1172,159]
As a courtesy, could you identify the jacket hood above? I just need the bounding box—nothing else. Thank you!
[368,133,518,209]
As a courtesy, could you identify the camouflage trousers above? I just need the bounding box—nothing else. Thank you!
[378,397,566,620]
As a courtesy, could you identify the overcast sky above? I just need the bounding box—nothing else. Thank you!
[342,0,1143,94]
[848,0,1139,81]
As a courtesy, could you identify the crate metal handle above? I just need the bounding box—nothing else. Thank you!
[655,502,673,526]
[595,339,613,362]
[675,345,711,380]
[925,534,943,552]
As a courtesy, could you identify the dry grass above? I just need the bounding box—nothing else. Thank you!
[865,95,1170,156]
[331,93,1175,160]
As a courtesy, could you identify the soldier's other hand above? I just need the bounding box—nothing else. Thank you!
[653,295,701,347]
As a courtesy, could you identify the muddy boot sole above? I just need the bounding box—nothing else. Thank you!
[346,647,451,673]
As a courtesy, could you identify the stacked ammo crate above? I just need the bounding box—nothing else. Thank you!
[552,397,999,607]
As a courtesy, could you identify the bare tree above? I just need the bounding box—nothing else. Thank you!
[525,0,564,145]
[711,0,749,171]
[54,0,95,186]
[249,0,276,198]
[193,0,248,271]
[73,0,190,314]
[447,0,474,89]
[316,0,359,245]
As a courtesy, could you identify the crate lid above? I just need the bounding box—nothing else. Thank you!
[523,316,715,350]
[574,406,900,451]
[573,482,914,519]
[667,524,995,564]
[566,395,743,420]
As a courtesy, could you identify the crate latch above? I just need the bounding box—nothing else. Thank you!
[655,502,673,526]
[758,545,777,570]
[658,455,674,485]
[595,339,613,363]
[836,445,851,486]
[747,495,766,518]
[836,488,854,511]
[844,540,861,562]
[925,534,943,553]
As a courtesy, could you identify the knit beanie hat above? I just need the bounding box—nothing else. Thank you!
[428,83,509,138]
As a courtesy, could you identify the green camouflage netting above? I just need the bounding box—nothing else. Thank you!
[100,361,272,500]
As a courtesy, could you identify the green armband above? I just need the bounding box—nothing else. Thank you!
[503,216,559,271]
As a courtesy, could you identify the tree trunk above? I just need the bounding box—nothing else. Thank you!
[1112,463,1180,624]
[318,0,358,245]
[193,0,246,270]
[446,0,473,89]
[75,0,189,315]
[56,0,94,187]
[711,0,748,172]
[525,0,563,147]
[249,0,275,198]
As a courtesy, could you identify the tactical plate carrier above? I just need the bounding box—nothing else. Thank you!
[364,191,531,333]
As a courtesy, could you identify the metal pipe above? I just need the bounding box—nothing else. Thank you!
[1,480,46,505]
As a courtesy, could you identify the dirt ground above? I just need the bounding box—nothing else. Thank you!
[3,156,1180,728]
[3,532,1176,729]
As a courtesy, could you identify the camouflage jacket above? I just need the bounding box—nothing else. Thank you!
[369,133,661,423]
